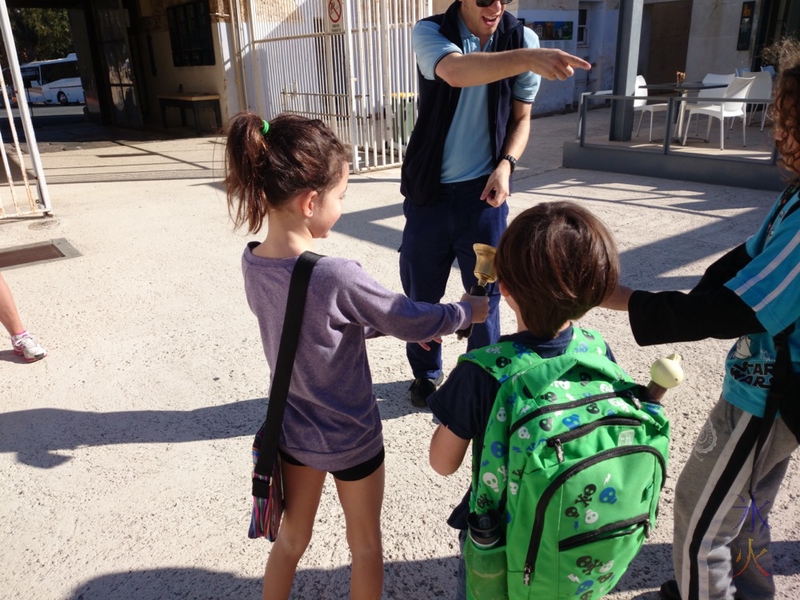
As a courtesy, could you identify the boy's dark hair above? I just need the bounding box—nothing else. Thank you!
[763,38,800,179]
[224,112,349,233]
[495,201,619,338]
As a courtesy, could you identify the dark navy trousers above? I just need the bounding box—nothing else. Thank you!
[399,175,507,380]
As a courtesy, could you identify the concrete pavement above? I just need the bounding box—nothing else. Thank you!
[1,111,798,599]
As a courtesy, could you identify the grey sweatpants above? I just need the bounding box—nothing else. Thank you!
[673,397,797,600]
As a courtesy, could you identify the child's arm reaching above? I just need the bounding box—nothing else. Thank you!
[430,424,470,476]
[600,284,633,311]
[331,259,489,342]
[602,282,764,345]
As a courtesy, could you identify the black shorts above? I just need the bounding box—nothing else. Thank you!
[279,446,385,482]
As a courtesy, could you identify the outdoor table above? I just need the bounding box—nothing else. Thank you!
[640,81,728,139]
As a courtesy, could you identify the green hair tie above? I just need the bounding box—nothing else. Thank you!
[261,119,270,135]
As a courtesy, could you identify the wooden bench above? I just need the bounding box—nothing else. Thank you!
[158,93,222,135]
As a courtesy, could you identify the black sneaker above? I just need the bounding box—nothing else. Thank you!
[409,374,444,408]
[660,580,681,600]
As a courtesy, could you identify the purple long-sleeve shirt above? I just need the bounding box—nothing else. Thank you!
[243,243,472,472]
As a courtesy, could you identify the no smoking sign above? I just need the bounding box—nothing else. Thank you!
[328,0,345,33]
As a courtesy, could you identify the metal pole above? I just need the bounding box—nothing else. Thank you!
[380,0,393,164]
[228,0,248,112]
[246,0,266,114]
[0,0,51,213]
[663,97,675,154]
[579,98,587,146]
[344,0,360,171]
[609,0,643,142]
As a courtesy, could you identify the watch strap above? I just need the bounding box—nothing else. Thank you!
[501,154,517,173]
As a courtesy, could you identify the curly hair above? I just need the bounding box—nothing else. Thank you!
[495,202,619,339]
[763,39,800,180]
[224,112,349,233]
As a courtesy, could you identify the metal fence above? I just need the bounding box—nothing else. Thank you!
[232,0,428,173]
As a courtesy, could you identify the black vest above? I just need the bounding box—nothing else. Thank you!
[400,1,525,206]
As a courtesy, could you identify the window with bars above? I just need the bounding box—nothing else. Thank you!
[167,0,215,67]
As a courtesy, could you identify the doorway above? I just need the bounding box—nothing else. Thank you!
[92,2,142,128]
[641,0,692,84]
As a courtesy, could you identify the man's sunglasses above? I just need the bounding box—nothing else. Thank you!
[476,0,514,7]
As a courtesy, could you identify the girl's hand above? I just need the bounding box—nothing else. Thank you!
[418,337,442,351]
[462,293,490,323]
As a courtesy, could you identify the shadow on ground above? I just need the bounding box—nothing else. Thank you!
[0,397,265,468]
[60,541,800,599]
[0,388,422,469]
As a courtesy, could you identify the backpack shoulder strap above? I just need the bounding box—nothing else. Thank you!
[458,328,617,385]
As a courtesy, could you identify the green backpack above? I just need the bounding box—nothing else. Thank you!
[462,328,670,600]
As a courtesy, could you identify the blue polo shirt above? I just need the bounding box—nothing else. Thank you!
[412,16,540,183]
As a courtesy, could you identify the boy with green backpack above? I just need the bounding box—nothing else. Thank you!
[428,201,671,600]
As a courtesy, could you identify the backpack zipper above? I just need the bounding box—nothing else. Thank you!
[510,387,642,436]
[558,513,651,551]
[522,445,666,585]
[547,417,643,463]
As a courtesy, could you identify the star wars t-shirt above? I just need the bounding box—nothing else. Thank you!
[722,186,800,417]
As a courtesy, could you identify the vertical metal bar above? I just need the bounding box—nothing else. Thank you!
[356,0,370,168]
[247,0,266,116]
[579,99,587,146]
[0,66,21,215]
[363,0,371,164]
[229,0,248,111]
[344,0,361,171]
[664,97,675,154]
[380,0,392,167]
[361,0,375,168]
[324,24,338,137]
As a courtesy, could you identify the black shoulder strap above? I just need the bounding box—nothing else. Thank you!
[253,251,322,478]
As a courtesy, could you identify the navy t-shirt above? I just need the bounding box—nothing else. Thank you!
[427,325,616,529]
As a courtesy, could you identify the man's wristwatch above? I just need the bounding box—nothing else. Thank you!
[501,154,517,173]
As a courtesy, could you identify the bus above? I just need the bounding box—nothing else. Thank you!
[16,53,85,105]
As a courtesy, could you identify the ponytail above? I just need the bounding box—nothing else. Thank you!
[224,112,349,233]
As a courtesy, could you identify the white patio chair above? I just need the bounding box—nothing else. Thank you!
[744,70,774,131]
[761,65,776,77]
[689,73,737,136]
[681,76,755,150]
[633,75,669,142]
[695,73,736,108]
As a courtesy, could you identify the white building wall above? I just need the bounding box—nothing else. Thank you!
[514,0,618,115]
[137,25,228,123]
[516,8,579,113]
[682,0,756,80]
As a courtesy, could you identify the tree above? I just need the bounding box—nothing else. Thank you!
[3,8,74,65]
